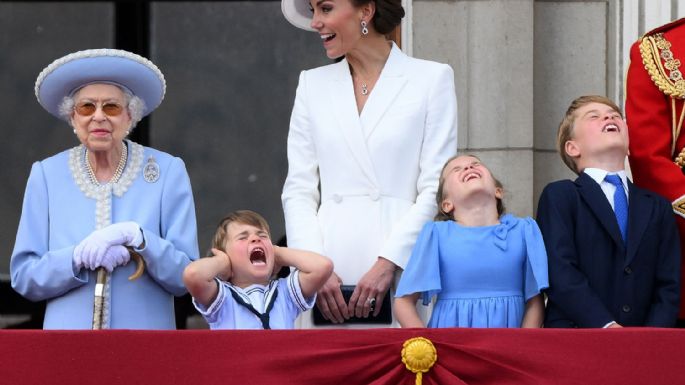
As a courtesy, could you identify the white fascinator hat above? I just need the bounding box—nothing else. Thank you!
[281,0,316,32]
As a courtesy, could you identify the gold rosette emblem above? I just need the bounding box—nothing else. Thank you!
[401,337,437,385]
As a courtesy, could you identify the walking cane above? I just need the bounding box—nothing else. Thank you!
[92,249,145,329]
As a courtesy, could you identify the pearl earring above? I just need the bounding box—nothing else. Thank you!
[361,20,368,35]
[73,129,77,135]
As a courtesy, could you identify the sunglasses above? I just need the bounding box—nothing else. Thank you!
[74,101,125,117]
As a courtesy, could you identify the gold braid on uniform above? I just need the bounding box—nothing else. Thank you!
[641,33,685,217]
[640,33,685,98]
[640,33,685,162]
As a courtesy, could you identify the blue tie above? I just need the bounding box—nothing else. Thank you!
[604,174,628,242]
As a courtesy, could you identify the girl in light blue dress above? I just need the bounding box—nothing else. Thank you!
[394,155,548,328]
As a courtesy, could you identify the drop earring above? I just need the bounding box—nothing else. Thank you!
[361,20,368,35]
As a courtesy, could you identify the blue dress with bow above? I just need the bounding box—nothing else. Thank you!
[395,214,549,328]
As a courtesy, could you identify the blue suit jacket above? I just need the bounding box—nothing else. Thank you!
[537,173,680,327]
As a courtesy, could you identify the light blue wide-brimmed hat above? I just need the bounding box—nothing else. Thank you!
[281,0,315,32]
[35,48,166,120]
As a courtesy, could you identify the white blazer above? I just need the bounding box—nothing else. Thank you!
[282,43,458,285]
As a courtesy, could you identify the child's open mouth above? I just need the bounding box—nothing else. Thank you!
[250,247,267,266]
[462,171,481,182]
[602,123,620,133]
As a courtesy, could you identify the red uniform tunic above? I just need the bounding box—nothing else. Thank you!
[626,18,685,318]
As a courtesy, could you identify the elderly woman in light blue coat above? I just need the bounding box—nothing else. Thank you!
[10,49,199,329]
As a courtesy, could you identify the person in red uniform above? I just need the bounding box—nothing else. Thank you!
[626,18,685,325]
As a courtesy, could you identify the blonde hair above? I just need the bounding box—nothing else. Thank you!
[210,210,271,255]
[557,95,623,174]
[434,154,506,221]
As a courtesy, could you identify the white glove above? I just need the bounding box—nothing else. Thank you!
[97,222,144,248]
[73,248,85,271]
[74,222,143,270]
[77,245,130,272]
[99,245,131,272]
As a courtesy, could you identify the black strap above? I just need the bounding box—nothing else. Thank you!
[229,287,279,329]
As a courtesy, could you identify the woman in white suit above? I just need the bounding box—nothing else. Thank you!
[281,0,457,326]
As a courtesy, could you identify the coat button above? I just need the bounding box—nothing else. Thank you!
[370,189,380,201]
[622,305,631,313]
[624,266,632,275]
[333,194,342,203]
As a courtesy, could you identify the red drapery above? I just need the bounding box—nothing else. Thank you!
[1,328,684,384]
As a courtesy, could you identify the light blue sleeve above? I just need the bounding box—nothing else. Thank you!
[394,222,442,306]
[10,162,88,301]
[192,278,230,327]
[522,217,550,301]
[136,157,199,296]
[284,270,316,313]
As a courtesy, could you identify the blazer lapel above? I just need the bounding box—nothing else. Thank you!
[328,59,378,185]
[576,173,626,250]
[625,182,651,265]
[360,43,408,139]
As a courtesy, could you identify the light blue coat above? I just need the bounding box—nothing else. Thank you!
[11,141,199,329]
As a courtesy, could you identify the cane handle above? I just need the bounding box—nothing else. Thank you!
[126,248,145,281]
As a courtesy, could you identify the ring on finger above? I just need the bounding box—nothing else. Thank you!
[367,297,376,312]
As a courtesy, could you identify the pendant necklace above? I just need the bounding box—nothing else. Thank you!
[353,71,370,96]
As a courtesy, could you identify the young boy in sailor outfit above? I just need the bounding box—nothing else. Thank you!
[183,210,333,329]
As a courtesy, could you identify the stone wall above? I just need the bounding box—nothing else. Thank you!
[2,0,685,275]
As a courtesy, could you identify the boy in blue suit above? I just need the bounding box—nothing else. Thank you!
[537,95,680,327]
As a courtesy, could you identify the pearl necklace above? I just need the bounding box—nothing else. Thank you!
[85,143,128,185]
